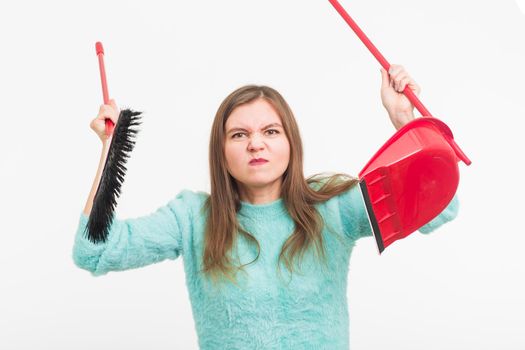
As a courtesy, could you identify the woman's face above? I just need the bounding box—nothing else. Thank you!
[224,98,290,192]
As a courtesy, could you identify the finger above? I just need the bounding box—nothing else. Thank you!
[388,64,403,76]
[409,81,421,96]
[401,77,420,94]
[397,76,411,92]
[389,65,407,85]
[109,99,118,110]
[380,68,390,89]
[99,104,111,115]
[98,105,115,122]
[388,64,397,75]
[388,65,402,90]
[391,71,408,90]
[109,100,120,119]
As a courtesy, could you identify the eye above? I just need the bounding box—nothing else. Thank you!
[266,129,279,135]
[231,132,245,138]
[231,130,279,138]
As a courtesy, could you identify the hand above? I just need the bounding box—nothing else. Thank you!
[380,64,421,129]
[90,99,120,143]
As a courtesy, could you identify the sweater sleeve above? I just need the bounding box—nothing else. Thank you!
[417,193,460,234]
[72,190,192,277]
[337,185,460,241]
[337,184,374,242]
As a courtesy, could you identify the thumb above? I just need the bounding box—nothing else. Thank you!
[109,99,120,114]
[380,68,390,89]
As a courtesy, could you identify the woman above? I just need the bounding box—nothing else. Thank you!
[73,65,459,349]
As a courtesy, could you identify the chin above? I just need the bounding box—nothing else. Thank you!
[239,174,280,188]
[243,179,272,188]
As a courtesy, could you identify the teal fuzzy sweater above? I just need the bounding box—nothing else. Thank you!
[72,183,459,349]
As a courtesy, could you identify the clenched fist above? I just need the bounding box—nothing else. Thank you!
[380,64,421,130]
[90,99,120,142]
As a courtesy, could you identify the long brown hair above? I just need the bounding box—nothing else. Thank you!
[201,85,359,286]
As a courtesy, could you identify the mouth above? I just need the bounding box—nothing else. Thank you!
[249,158,268,165]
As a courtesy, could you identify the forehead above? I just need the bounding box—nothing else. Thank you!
[225,99,281,129]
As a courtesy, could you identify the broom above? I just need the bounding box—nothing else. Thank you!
[83,42,143,244]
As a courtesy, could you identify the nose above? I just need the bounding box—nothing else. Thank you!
[248,133,265,151]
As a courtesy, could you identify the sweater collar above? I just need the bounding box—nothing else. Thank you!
[238,197,288,219]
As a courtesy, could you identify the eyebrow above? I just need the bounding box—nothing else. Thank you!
[226,123,283,134]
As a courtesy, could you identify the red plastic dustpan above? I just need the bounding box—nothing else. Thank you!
[328,0,472,253]
[358,117,469,253]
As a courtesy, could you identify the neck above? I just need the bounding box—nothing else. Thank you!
[238,178,282,204]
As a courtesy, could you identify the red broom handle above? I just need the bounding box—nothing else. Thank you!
[95,41,115,136]
[328,0,433,118]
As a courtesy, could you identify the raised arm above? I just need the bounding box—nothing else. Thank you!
[337,184,460,242]
[337,184,374,241]
[83,99,120,216]
[380,63,420,130]
[418,194,460,234]
[75,99,187,276]
[72,191,191,276]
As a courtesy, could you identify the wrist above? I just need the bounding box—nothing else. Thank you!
[101,138,112,153]
[388,109,415,119]
[388,110,416,130]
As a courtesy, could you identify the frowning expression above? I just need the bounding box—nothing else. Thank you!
[224,98,290,189]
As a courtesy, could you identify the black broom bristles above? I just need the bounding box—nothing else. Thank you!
[83,108,143,244]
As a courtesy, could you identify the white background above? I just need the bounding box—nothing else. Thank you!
[1,0,524,349]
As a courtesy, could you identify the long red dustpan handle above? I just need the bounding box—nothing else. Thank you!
[328,0,431,116]
[95,41,115,136]
[328,0,471,165]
